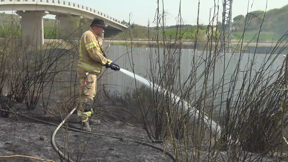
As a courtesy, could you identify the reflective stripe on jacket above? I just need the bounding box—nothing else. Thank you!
[78,29,108,74]
[78,61,101,73]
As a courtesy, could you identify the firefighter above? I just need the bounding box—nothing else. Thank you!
[77,18,120,131]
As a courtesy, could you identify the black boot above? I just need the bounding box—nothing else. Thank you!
[81,121,91,132]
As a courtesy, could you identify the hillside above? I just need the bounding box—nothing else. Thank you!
[233,4,288,35]
[114,4,288,42]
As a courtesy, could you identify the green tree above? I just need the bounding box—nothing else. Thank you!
[233,15,244,22]
[249,10,265,17]
[44,26,59,39]
[246,10,265,22]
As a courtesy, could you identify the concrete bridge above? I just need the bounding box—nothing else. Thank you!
[0,0,128,46]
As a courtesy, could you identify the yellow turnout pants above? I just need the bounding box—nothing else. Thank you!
[77,67,97,122]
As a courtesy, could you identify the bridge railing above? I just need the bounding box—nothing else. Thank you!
[0,0,127,27]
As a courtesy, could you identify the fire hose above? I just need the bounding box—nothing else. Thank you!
[0,107,176,162]
[1,67,222,162]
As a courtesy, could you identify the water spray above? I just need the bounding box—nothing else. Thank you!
[119,68,222,139]
[51,67,222,161]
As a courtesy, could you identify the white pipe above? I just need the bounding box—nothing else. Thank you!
[119,68,222,139]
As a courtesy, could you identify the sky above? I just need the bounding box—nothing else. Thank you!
[42,0,288,26]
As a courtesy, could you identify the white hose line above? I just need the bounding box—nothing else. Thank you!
[119,68,222,139]
[51,107,77,162]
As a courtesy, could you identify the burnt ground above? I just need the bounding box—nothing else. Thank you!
[0,103,174,162]
[1,102,287,162]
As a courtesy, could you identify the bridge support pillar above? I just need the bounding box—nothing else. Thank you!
[56,15,81,39]
[16,11,47,47]
[79,17,91,34]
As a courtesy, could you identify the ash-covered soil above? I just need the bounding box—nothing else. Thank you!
[0,104,173,162]
[0,103,287,162]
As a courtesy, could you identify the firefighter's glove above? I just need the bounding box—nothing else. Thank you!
[105,61,120,71]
